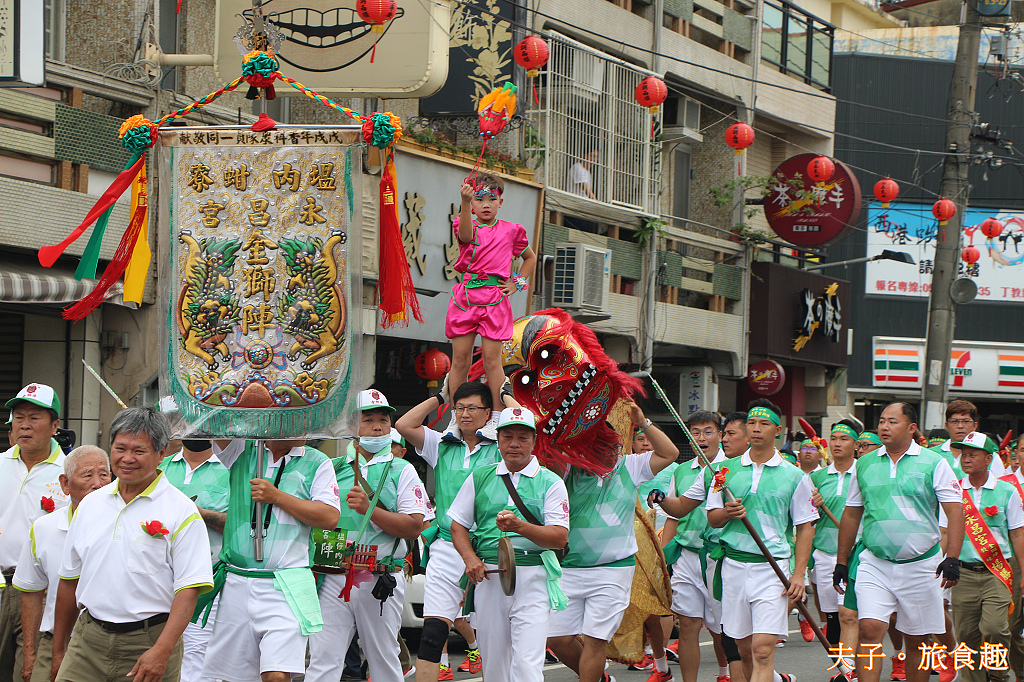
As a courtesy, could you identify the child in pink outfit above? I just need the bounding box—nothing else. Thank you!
[446,173,537,434]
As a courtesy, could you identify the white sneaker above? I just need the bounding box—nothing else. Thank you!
[478,411,499,441]
[442,410,460,441]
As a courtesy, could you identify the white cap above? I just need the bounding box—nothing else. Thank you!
[496,406,536,431]
[391,428,405,446]
[6,383,60,415]
[952,431,994,454]
[358,389,396,413]
[156,396,178,414]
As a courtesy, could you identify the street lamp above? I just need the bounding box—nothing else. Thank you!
[804,249,915,271]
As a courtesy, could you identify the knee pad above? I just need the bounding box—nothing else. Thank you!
[721,633,741,663]
[418,618,450,663]
[826,612,841,647]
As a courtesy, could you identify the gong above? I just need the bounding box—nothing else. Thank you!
[497,536,517,596]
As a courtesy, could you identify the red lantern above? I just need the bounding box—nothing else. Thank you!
[961,245,980,264]
[873,178,898,208]
[514,36,549,78]
[807,156,835,184]
[414,349,451,388]
[356,0,397,32]
[725,122,755,155]
[981,217,1004,239]
[635,76,667,114]
[933,198,956,226]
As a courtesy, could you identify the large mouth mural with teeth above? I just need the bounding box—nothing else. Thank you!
[246,1,405,72]
[474,308,643,477]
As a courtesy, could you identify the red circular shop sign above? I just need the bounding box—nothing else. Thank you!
[764,153,862,247]
[748,360,786,396]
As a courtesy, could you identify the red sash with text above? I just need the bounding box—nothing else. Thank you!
[1000,474,1024,504]
[962,487,1015,612]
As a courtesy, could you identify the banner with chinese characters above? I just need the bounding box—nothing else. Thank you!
[159,127,362,438]
[866,202,1024,302]
[873,336,1024,394]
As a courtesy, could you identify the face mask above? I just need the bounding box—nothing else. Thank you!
[359,435,392,454]
[182,439,212,452]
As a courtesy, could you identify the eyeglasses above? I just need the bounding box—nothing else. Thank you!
[473,188,501,200]
[690,429,719,438]
[454,406,488,414]
[946,418,976,426]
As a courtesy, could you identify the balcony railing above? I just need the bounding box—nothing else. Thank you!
[761,0,834,91]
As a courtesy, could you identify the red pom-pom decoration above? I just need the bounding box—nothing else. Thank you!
[981,217,1003,239]
[635,76,668,114]
[933,198,956,225]
[514,36,549,78]
[807,156,835,184]
[873,178,898,208]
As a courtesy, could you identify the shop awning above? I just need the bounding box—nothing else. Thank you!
[0,263,124,305]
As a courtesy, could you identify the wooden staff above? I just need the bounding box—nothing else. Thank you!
[643,373,832,653]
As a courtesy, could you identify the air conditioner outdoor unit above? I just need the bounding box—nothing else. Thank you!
[552,243,610,313]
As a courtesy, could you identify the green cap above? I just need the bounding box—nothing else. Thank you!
[5,383,61,417]
[951,431,995,454]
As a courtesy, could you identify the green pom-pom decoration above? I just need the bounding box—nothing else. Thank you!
[121,126,155,153]
[242,51,279,78]
[369,112,396,148]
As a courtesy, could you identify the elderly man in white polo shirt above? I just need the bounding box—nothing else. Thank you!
[12,446,110,682]
[0,383,68,682]
[51,408,214,682]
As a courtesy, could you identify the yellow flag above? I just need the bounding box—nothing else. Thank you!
[122,163,151,305]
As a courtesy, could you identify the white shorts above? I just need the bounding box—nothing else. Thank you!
[671,548,721,633]
[423,538,468,621]
[813,549,840,614]
[202,573,309,681]
[548,565,635,641]
[475,564,549,682]
[854,548,944,636]
[181,595,218,682]
[720,557,789,639]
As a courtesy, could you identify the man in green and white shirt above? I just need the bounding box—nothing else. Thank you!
[158,439,229,682]
[658,410,730,682]
[449,407,570,682]
[707,399,817,682]
[547,402,678,682]
[200,434,340,682]
[834,402,963,682]
[306,389,431,682]
[396,380,504,681]
[940,431,1024,682]
[808,420,859,681]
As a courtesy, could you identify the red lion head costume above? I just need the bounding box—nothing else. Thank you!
[473,308,643,476]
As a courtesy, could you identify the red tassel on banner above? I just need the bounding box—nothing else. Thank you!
[377,149,423,328]
[63,193,148,321]
[39,156,145,268]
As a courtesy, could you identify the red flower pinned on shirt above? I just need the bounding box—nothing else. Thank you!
[141,520,170,537]
[712,467,730,492]
[984,506,998,517]
[40,496,55,513]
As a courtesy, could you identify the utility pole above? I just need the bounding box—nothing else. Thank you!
[920,1,983,429]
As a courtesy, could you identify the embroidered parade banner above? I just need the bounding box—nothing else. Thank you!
[159,127,362,437]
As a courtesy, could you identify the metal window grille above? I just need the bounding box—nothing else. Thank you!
[530,32,660,215]
[760,0,834,91]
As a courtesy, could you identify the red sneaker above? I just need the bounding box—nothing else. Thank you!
[891,655,906,681]
[438,664,454,681]
[937,655,957,682]
[458,648,482,673]
[645,671,674,682]
[666,640,680,662]
[800,619,814,642]
[717,676,731,682]
[629,654,655,671]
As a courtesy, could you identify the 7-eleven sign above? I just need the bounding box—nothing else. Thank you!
[950,350,972,387]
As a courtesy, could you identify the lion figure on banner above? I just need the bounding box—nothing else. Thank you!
[474,307,643,476]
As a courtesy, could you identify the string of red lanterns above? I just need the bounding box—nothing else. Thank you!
[873,178,899,208]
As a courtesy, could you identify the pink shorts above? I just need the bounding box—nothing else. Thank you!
[445,283,513,341]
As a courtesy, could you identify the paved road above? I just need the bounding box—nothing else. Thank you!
[416,614,905,682]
